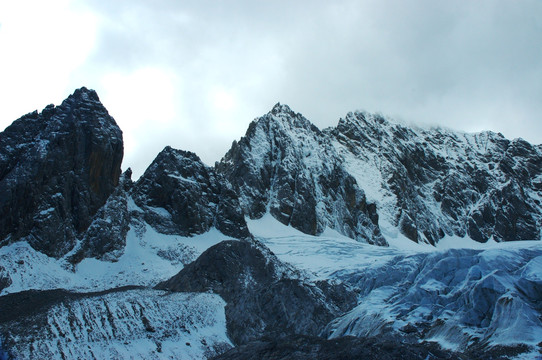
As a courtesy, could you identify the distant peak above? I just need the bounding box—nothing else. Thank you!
[71,87,100,102]
[271,102,295,116]
[159,145,202,163]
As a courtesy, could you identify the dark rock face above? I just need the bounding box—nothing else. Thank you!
[156,239,357,345]
[212,334,458,360]
[216,103,386,246]
[331,111,542,244]
[67,170,132,264]
[131,147,249,239]
[0,266,11,293]
[0,87,123,257]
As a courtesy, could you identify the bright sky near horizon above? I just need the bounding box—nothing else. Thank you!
[1,0,541,179]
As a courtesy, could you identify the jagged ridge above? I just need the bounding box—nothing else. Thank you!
[1,88,541,360]
[331,111,542,244]
[216,103,386,246]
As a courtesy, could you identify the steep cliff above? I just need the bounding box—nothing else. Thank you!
[0,87,123,257]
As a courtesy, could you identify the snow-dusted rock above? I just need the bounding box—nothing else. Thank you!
[2,88,542,359]
[132,146,250,239]
[0,288,231,359]
[156,239,357,345]
[217,103,386,246]
[0,87,123,257]
[331,111,542,244]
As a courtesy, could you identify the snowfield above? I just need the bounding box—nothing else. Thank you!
[0,222,231,295]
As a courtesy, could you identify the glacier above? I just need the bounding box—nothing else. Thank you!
[249,214,542,358]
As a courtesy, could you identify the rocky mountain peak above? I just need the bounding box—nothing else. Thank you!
[0,87,123,257]
[140,146,203,180]
[258,103,320,135]
[271,102,292,115]
[70,86,101,102]
[269,102,303,123]
[132,145,250,239]
[331,111,542,244]
[217,105,386,246]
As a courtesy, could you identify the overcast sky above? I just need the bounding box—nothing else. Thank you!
[1,0,541,179]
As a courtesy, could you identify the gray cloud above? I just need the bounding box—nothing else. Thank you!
[2,0,541,178]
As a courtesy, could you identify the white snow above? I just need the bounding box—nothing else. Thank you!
[248,213,408,280]
[38,207,55,216]
[333,139,397,223]
[248,212,542,356]
[147,206,171,219]
[0,223,231,295]
[6,290,231,360]
[167,173,198,184]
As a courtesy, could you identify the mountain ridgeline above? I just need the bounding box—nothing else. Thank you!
[330,111,542,244]
[1,88,541,261]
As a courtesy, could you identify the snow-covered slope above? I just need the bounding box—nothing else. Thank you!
[326,246,542,351]
[0,217,231,296]
[0,208,234,359]
[0,289,231,359]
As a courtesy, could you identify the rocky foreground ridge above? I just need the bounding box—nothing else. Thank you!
[0,88,541,359]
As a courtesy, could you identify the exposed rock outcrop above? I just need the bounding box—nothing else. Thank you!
[156,239,357,345]
[131,146,250,239]
[0,87,123,257]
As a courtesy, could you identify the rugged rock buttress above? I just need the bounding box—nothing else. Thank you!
[0,87,123,258]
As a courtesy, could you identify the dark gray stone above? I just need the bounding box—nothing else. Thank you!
[155,239,357,345]
[0,87,123,257]
[211,334,459,360]
[132,146,249,239]
[67,170,132,264]
[0,266,11,293]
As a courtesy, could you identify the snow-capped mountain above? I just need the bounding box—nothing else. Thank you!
[0,88,541,359]
[329,111,542,245]
[216,103,385,246]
